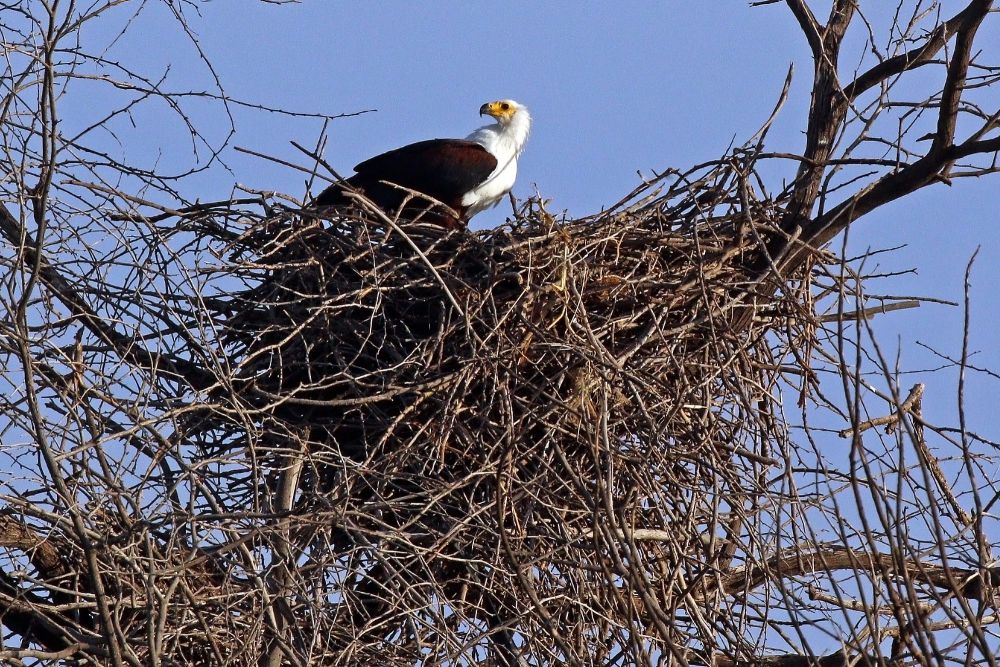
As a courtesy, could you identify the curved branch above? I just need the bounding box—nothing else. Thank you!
[781,0,994,247]
[776,1,997,269]
[791,131,999,255]
[714,545,999,601]
[843,1,992,100]
[0,516,93,655]
[785,0,823,57]
[930,0,993,154]
[0,205,216,390]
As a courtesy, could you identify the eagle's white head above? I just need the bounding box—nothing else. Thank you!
[476,99,531,156]
[480,99,527,124]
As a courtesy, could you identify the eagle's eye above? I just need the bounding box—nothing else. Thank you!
[500,102,511,111]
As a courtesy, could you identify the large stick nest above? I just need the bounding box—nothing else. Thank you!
[192,160,817,663]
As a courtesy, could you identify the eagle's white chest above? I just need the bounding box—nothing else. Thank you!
[461,151,517,216]
[461,111,530,217]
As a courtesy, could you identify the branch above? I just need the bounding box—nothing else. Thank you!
[843,1,992,100]
[785,0,823,58]
[715,545,999,602]
[783,0,857,223]
[0,515,66,579]
[837,383,923,436]
[0,205,216,390]
[0,516,94,655]
[793,130,999,253]
[931,0,993,155]
[0,572,87,656]
[780,0,996,259]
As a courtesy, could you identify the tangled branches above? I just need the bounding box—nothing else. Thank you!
[174,162,806,664]
[1,1,999,665]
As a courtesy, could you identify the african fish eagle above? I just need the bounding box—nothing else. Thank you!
[314,100,531,224]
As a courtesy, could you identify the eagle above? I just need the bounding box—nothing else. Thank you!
[314,100,531,225]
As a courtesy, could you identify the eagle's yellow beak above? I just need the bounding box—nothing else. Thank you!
[480,100,516,120]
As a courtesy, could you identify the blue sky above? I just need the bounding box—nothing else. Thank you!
[74,2,998,441]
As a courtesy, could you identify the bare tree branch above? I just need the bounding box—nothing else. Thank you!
[0,2,998,665]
